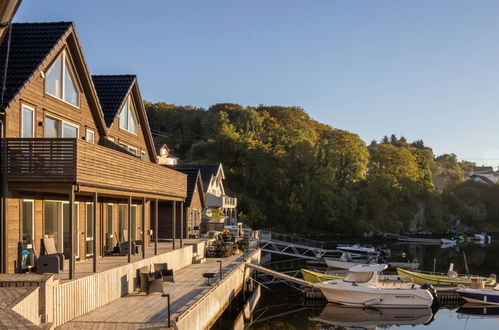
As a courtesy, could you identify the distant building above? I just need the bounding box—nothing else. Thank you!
[170,164,238,226]
[468,166,499,183]
[156,143,179,165]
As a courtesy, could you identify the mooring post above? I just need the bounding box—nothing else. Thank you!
[218,260,222,280]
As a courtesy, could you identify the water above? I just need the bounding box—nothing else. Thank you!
[220,239,499,329]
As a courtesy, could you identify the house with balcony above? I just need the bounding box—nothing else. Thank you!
[0,22,187,277]
[171,164,237,229]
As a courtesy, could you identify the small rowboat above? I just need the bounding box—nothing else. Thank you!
[457,286,499,305]
[396,268,497,287]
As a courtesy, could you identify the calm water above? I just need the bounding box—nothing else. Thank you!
[221,239,499,330]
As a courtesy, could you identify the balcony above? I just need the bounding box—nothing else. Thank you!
[205,193,237,209]
[1,138,187,199]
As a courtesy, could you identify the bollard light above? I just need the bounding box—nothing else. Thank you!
[161,293,171,328]
[217,260,222,280]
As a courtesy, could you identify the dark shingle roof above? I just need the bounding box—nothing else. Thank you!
[469,174,494,185]
[0,22,72,111]
[173,168,203,206]
[91,75,136,127]
[171,164,221,191]
[471,166,494,175]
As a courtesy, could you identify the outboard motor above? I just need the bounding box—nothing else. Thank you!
[421,283,439,311]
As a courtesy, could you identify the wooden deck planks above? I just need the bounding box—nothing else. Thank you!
[59,254,244,329]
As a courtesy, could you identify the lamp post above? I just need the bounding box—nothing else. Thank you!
[161,293,171,328]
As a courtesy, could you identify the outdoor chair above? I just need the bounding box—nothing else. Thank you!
[137,266,164,294]
[42,237,66,271]
[153,263,174,283]
[116,231,132,256]
[33,246,60,274]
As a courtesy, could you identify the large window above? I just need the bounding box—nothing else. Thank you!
[44,116,79,138]
[21,105,34,138]
[22,200,34,245]
[45,50,80,107]
[119,96,138,135]
[44,200,79,258]
[86,203,94,256]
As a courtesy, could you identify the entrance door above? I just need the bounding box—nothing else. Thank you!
[85,203,94,256]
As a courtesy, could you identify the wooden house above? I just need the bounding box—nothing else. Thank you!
[0,22,187,277]
[155,143,178,165]
[158,168,205,239]
[171,164,237,227]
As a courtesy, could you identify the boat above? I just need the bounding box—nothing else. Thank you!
[314,264,435,308]
[457,303,499,317]
[324,252,378,270]
[457,285,499,305]
[396,268,497,286]
[440,238,457,245]
[301,268,413,284]
[311,304,434,328]
[387,260,420,270]
[336,244,391,257]
[473,233,492,244]
[301,268,345,283]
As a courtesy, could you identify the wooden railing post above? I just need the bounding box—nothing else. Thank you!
[69,187,75,280]
[154,199,158,255]
[128,196,132,263]
[142,197,145,258]
[93,192,97,273]
[172,200,176,250]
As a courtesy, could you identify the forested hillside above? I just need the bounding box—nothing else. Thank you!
[146,102,499,234]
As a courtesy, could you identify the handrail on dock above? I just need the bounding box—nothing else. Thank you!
[245,263,312,288]
[259,230,327,249]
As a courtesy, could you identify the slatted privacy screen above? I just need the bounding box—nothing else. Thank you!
[1,138,76,182]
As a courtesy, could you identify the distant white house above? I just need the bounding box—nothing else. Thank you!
[468,166,499,184]
[155,144,179,165]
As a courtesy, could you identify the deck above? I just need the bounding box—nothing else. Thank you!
[55,240,200,282]
[59,253,246,329]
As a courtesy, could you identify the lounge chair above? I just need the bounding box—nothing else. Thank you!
[42,237,66,271]
[153,263,174,283]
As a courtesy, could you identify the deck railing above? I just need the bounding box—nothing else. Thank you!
[1,138,187,198]
[1,138,76,182]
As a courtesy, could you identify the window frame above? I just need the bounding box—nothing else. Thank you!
[140,151,146,160]
[21,199,35,245]
[118,95,138,135]
[85,129,95,143]
[44,49,81,108]
[21,104,35,138]
[44,115,80,138]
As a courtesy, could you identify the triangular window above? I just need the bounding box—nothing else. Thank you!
[45,50,80,107]
[119,95,138,135]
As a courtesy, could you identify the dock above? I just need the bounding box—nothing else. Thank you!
[60,250,260,329]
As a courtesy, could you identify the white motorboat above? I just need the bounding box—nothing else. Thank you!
[324,252,377,270]
[457,285,499,305]
[312,304,434,328]
[315,264,435,308]
[440,238,457,245]
[473,233,492,244]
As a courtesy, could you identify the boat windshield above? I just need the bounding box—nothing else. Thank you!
[344,271,373,283]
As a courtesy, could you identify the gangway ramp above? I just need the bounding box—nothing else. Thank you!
[245,263,312,288]
[258,230,328,259]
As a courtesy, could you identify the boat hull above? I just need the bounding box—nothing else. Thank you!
[324,258,364,270]
[457,288,499,306]
[396,268,496,286]
[315,282,433,308]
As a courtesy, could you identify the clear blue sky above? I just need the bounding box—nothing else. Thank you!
[14,1,499,166]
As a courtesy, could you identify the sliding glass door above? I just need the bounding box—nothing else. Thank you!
[44,201,79,259]
[86,203,94,257]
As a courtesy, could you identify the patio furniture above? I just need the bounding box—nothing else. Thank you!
[42,237,66,270]
[153,263,174,283]
[137,266,164,294]
[203,272,217,285]
[116,231,132,256]
[33,246,60,274]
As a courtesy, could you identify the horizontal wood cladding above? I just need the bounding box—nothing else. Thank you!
[2,138,187,199]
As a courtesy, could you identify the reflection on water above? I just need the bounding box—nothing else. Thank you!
[311,304,433,329]
[244,240,499,330]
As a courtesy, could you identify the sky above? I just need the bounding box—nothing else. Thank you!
[14,0,499,167]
